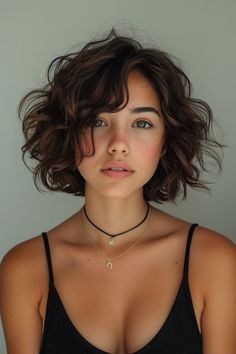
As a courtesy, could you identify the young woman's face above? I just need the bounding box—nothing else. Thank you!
[77,71,166,199]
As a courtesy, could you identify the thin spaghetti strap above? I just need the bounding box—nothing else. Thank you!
[183,223,199,277]
[42,232,54,285]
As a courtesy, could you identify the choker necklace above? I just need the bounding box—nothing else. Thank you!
[80,206,152,270]
[83,202,150,246]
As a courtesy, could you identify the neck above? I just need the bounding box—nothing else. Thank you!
[78,190,151,249]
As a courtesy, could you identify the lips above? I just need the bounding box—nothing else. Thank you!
[105,168,128,171]
[101,169,134,178]
[101,162,134,172]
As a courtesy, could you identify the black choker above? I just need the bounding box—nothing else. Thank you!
[83,202,150,246]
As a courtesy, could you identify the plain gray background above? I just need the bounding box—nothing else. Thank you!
[0,0,235,352]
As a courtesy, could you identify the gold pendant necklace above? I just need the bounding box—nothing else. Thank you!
[83,203,150,248]
[106,258,113,270]
[79,206,152,270]
[108,237,115,246]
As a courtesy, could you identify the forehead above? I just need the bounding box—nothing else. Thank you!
[126,71,161,108]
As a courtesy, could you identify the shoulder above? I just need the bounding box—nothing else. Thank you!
[152,207,235,275]
[154,206,235,250]
[193,225,235,266]
[192,226,235,295]
[0,234,48,306]
[1,234,45,272]
[190,227,236,350]
[0,236,49,353]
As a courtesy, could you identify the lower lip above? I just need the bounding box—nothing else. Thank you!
[101,170,134,178]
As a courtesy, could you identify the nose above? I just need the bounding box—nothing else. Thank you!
[107,128,129,155]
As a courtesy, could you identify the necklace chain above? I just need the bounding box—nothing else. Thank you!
[83,202,150,246]
[79,206,152,270]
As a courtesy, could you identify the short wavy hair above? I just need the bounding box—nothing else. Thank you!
[18,28,224,203]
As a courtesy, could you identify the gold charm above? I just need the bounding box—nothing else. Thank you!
[108,237,115,246]
[106,259,113,270]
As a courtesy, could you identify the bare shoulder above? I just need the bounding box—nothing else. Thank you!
[193,225,235,264]
[190,227,236,351]
[192,225,236,291]
[1,234,45,271]
[155,207,235,250]
[153,207,235,276]
[0,236,49,353]
[0,234,47,305]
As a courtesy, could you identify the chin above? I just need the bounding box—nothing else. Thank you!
[88,183,140,199]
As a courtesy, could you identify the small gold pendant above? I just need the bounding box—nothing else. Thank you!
[108,237,115,246]
[106,259,113,270]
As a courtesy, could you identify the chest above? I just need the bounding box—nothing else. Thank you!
[39,240,204,353]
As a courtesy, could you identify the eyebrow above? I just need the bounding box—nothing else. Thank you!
[129,106,161,117]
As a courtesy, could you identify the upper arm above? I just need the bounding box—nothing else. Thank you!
[200,230,236,354]
[0,242,43,354]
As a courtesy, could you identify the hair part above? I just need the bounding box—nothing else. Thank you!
[18,28,224,203]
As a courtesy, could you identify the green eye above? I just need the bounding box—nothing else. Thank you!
[134,120,153,129]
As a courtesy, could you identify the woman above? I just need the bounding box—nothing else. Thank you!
[0,29,235,354]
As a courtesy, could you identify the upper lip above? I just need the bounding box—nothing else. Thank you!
[101,162,134,172]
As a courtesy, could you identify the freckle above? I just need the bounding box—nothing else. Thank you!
[175,260,179,264]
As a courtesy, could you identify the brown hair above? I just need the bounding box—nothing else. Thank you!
[18,28,224,203]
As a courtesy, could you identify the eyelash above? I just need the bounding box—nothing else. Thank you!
[93,119,153,129]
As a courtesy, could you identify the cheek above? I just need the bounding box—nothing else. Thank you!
[139,138,164,167]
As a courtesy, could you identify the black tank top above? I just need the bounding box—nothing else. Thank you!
[39,223,202,354]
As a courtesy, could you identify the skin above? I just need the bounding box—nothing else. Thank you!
[0,71,235,354]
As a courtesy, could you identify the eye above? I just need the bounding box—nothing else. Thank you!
[93,119,106,127]
[133,120,153,129]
